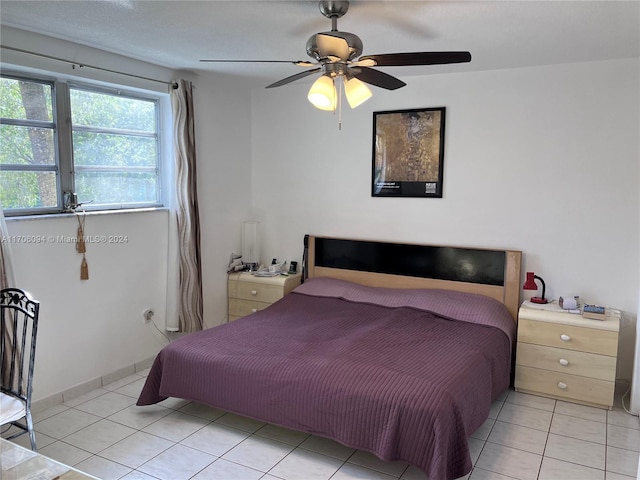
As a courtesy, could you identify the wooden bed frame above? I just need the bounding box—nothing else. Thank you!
[303,235,522,322]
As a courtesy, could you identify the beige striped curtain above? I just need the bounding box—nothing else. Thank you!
[0,202,12,290]
[171,79,204,332]
[1,200,17,389]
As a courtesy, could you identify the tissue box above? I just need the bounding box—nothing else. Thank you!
[559,296,578,310]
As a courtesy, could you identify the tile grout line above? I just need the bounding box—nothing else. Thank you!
[39,393,207,478]
[536,399,556,480]
[469,396,506,478]
[327,449,364,480]
[604,408,609,475]
[15,385,640,480]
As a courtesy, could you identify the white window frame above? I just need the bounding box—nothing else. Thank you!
[1,70,165,216]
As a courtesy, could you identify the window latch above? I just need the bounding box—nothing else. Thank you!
[63,192,93,212]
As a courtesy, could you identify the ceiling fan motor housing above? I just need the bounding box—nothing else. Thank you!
[318,1,350,19]
[306,31,363,61]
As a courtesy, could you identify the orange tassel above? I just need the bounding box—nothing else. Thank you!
[76,225,86,253]
[76,213,86,253]
[80,255,89,280]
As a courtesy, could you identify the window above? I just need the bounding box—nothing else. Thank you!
[0,73,163,215]
[0,77,58,211]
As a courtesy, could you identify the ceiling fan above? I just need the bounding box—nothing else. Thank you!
[200,0,471,111]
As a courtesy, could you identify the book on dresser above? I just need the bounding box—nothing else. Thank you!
[583,304,607,320]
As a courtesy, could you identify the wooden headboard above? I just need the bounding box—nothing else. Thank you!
[303,235,522,321]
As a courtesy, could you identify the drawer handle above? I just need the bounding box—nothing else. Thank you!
[559,358,569,366]
[250,290,258,296]
[251,308,258,313]
[557,381,568,390]
[560,334,571,342]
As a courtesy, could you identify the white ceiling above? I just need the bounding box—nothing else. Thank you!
[1,1,638,88]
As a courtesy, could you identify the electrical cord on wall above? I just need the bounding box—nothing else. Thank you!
[614,309,638,416]
[620,384,637,416]
[150,317,172,344]
[144,309,171,344]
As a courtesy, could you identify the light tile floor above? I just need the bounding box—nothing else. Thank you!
[3,370,639,480]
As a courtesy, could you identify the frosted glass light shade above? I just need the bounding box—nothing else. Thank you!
[242,221,260,267]
[344,77,372,108]
[308,75,336,111]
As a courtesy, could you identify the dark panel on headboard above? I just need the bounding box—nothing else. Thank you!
[314,237,506,286]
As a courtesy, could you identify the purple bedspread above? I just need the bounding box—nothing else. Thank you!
[138,278,515,480]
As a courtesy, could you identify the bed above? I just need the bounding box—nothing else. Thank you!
[137,235,522,480]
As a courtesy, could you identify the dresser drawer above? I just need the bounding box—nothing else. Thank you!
[228,273,301,322]
[229,280,286,304]
[516,343,616,381]
[518,319,618,356]
[229,298,271,318]
[515,365,614,408]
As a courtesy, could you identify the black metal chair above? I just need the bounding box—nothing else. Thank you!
[0,288,40,450]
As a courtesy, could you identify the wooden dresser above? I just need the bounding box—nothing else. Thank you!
[228,272,302,321]
[514,301,620,409]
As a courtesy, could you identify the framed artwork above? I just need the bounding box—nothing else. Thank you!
[371,107,446,198]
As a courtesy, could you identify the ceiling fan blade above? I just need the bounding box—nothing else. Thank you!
[358,51,472,67]
[316,33,350,60]
[266,68,322,89]
[199,59,311,66]
[353,67,406,90]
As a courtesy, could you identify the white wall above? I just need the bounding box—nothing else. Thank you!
[633,286,640,412]
[194,71,255,328]
[5,210,172,400]
[251,58,639,382]
[1,28,255,401]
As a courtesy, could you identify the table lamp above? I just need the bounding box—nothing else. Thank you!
[242,221,260,272]
[523,271,548,304]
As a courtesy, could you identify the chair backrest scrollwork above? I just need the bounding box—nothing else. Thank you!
[1,288,40,401]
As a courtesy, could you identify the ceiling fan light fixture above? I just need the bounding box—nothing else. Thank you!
[308,75,337,111]
[344,76,372,108]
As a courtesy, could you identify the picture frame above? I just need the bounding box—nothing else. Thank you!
[371,107,446,198]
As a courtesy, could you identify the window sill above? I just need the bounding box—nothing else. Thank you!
[5,207,169,223]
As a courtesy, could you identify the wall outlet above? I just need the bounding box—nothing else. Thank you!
[143,308,154,323]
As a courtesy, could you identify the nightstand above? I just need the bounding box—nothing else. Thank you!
[228,272,302,321]
[514,301,620,409]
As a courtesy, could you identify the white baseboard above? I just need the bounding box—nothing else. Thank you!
[31,356,156,413]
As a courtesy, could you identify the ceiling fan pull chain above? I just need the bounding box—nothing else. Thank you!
[338,77,343,130]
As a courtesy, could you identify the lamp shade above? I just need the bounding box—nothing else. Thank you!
[241,221,260,268]
[308,75,336,111]
[523,272,538,290]
[344,77,372,108]
[523,271,548,304]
